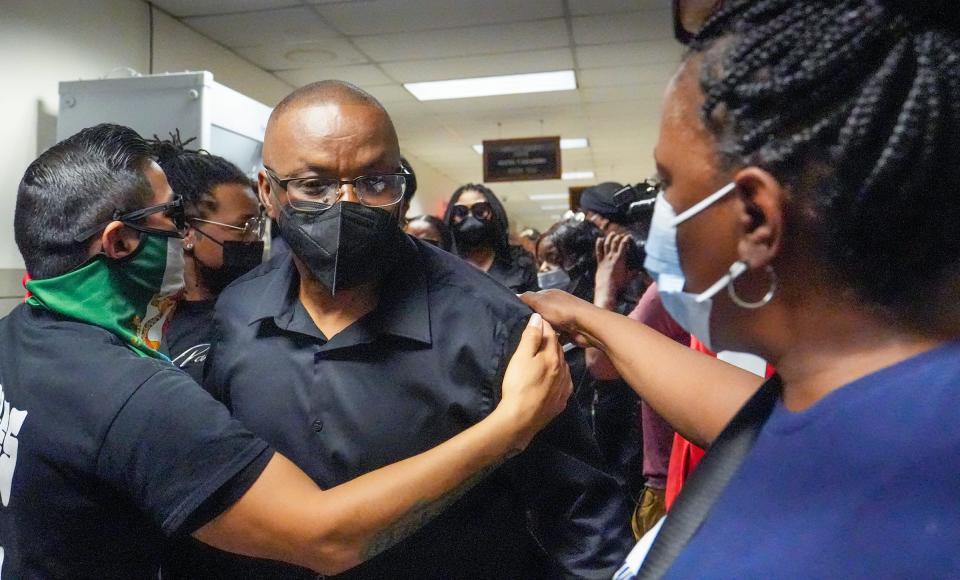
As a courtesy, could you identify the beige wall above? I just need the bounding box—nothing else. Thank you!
[0,0,456,306]
[0,0,150,273]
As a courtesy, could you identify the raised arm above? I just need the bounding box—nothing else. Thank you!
[521,290,761,447]
[193,314,572,575]
[586,233,635,381]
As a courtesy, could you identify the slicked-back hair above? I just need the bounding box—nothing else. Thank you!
[688,0,960,325]
[15,123,154,279]
[443,183,512,262]
[151,134,253,220]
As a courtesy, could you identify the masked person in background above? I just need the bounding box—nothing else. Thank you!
[537,215,602,302]
[197,81,632,579]
[578,182,651,314]
[150,135,264,382]
[444,183,539,293]
[0,123,573,580]
[404,214,452,252]
[539,215,645,504]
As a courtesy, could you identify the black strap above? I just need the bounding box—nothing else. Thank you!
[637,375,783,579]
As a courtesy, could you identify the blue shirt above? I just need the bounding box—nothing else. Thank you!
[193,236,633,579]
[666,340,960,578]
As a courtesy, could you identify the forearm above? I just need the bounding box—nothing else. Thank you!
[196,407,523,575]
[574,306,762,446]
[586,282,624,380]
[314,408,519,568]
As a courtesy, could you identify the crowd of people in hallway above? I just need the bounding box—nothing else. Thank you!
[2,0,959,577]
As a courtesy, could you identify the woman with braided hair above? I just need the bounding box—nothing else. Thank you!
[523,0,960,575]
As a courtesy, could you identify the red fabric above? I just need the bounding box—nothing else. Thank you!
[664,336,775,510]
[664,336,713,510]
[22,272,32,300]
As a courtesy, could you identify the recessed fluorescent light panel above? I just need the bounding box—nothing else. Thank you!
[562,171,595,180]
[473,138,588,155]
[406,70,577,101]
[528,193,569,201]
[560,138,589,150]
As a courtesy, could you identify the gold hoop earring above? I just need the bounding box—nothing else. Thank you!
[728,262,778,309]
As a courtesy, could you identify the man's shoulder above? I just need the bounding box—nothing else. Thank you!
[0,304,176,425]
[415,240,531,324]
[3,304,162,368]
[214,251,289,318]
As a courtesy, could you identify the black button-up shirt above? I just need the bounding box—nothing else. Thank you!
[201,237,632,579]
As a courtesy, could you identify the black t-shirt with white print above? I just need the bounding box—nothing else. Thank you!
[0,304,272,579]
[161,299,216,384]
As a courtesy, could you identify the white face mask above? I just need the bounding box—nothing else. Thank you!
[643,183,745,351]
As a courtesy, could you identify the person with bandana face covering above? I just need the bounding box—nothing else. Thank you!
[200,81,632,579]
[444,183,539,293]
[150,135,265,384]
[0,123,575,580]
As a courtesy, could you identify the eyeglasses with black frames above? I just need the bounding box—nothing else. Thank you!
[74,195,186,242]
[264,167,409,212]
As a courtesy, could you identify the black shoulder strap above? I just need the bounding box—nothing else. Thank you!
[637,375,783,579]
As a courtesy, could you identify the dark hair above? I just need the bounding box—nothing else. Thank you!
[15,123,154,279]
[688,0,960,324]
[151,131,253,220]
[545,217,604,272]
[407,214,452,251]
[443,183,511,261]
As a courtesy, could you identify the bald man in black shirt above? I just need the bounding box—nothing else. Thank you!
[192,81,633,580]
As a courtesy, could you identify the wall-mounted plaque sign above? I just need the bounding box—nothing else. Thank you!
[482,136,562,182]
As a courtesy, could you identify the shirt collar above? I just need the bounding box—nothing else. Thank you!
[248,236,432,346]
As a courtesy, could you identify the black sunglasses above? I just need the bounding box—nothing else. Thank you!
[74,196,186,242]
[450,201,493,224]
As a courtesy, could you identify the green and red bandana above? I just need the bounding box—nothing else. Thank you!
[26,234,185,360]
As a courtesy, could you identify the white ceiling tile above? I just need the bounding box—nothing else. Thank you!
[415,89,582,115]
[572,11,674,45]
[151,0,300,18]
[583,99,663,119]
[362,84,420,104]
[352,19,570,62]
[182,7,338,49]
[576,41,683,68]
[234,39,369,71]
[568,0,667,16]
[275,64,394,87]
[583,86,664,104]
[380,48,574,83]
[578,63,679,88]
[312,0,564,36]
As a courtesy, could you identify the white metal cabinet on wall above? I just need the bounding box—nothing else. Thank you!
[57,71,271,177]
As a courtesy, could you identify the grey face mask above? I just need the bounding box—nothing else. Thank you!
[538,268,572,291]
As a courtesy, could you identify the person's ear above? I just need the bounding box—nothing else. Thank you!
[99,222,141,260]
[732,166,787,269]
[182,226,198,252]
[258,171,278,220]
